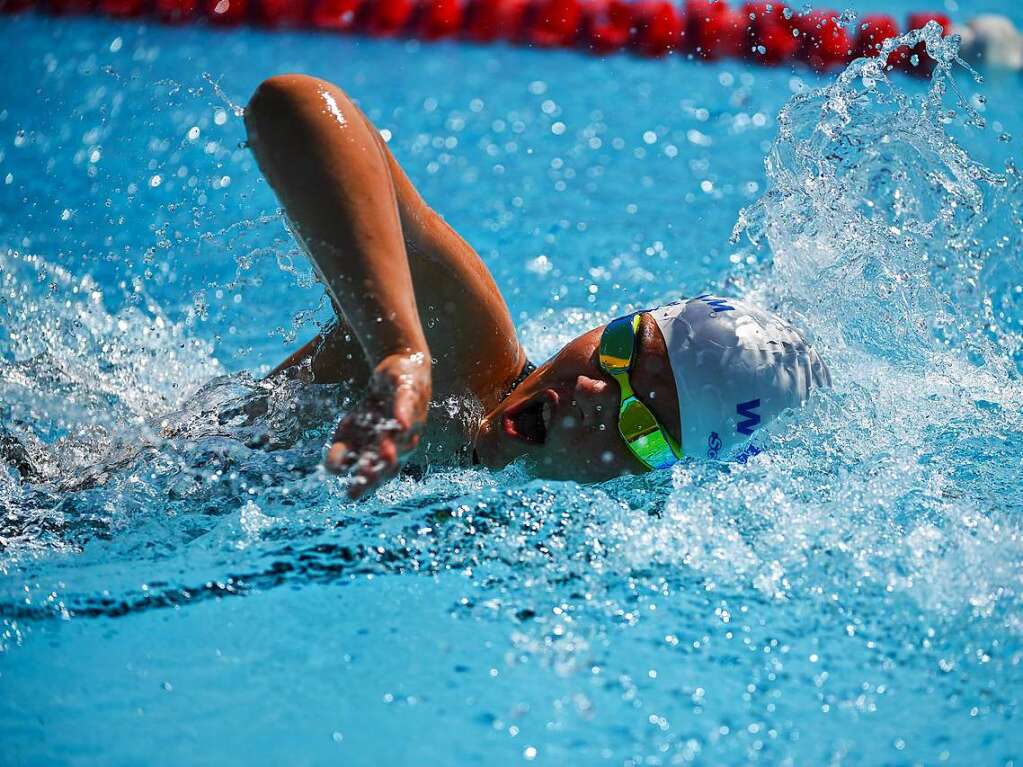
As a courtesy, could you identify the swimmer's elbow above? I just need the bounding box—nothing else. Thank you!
[247,74,315,114]
[244,74,327,152]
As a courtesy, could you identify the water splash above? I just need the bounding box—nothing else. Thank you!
[0,250,224,465]
[733,23,1016,365]
[711,23,1023,624]
[201,72,246,119]
[1,25,1022,761]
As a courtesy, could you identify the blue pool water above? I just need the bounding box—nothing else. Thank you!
[2,5,1023,765]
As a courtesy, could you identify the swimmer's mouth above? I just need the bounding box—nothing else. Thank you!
[503,390,557,445]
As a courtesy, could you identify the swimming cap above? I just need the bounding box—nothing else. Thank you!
[650,295,831,460]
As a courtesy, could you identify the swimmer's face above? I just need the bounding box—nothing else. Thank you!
[474,313,680,481]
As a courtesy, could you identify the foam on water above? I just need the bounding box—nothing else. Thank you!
[2,22,1022,763]
[725,23,1023,622]
[507,27,1023,630]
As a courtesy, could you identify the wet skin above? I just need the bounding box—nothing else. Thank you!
[474,313,682,481]
[249,73,679,495]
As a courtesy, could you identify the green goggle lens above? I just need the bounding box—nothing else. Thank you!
[618,396,659,440]
[598,315,638,373]
[598,314,682,471]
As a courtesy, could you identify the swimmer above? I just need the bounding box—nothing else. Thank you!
[245,74,830,498]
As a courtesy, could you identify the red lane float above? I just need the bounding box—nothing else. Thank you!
[47,0,94,13]
[7,0,955,77]
[100,0,144,17]
[632,0,682,57]
[359,0,414,35]
[155,0,199,22]
[206,0,247,24]
[853,13,900,61]
[462,0,527,42]
[683,0,744,60]
[795,9,851,71]
[310,0,361,29]
[581,0,631,54]
[899,11,950,74]
[742,2,799,64]
[582,0,679,57]
[521,0,583,48]
[255,0,309,26]
[412,0,462,38]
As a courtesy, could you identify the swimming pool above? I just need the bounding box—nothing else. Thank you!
[2,3,1023,764]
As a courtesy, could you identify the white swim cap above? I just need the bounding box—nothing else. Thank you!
[650,295,831,460]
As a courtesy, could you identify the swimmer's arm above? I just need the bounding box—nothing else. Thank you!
[246,75,430,496]
[269,335,321,379]
[258,76,524,410]
[268,325,369,384]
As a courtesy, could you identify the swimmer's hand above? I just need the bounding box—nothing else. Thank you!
[325,352,431,499]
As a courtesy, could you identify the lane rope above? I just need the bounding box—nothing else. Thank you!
[6,0,1019,76]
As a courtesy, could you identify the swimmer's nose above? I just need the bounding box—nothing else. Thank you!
[573,375,615,429]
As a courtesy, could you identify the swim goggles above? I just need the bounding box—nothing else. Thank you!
[598,313,682,471]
